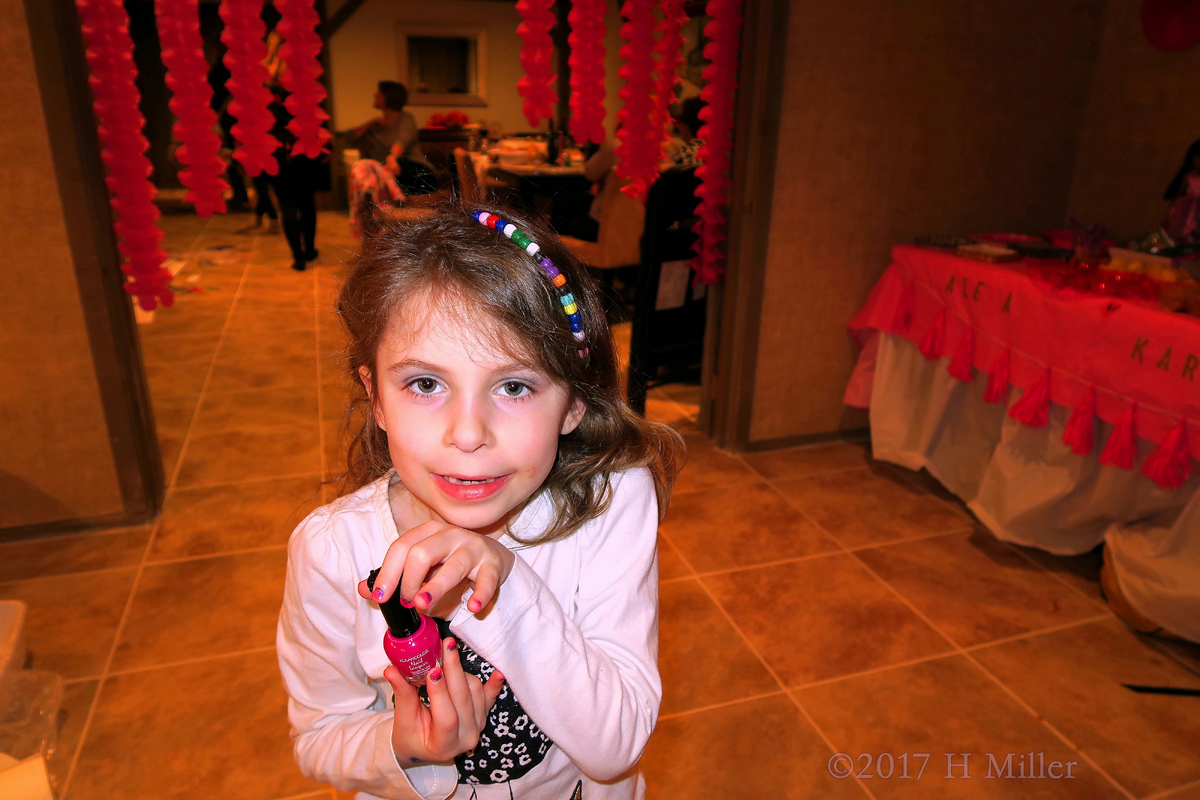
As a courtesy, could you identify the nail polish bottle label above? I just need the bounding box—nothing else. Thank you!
[382,614,444,685]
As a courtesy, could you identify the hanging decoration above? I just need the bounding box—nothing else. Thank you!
[690,0,745,284]
[219,0,279,176]
[276,0,331,158]
[652,0,688,159]
[1100,404,1139,470]
[918,308,946,361]
[984,351,1010,404]
[156,0,228,217]
[516,0,557,128]
[615,0,659,202]
[1008,368,1051,427]
[76,0,173,310]
[1141,417,1192,489]
[948,327,974,382]
[567,0,607,145]
[1063,388,1097,455]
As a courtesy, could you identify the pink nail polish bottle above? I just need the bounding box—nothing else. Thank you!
[367,568,442,686]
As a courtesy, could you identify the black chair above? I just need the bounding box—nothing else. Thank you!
[626,167,705,415]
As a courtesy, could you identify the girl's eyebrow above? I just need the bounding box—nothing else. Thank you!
[387,358,442,374]
[387,358,541,377]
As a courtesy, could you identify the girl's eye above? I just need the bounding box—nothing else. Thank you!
[411,377,441,394]
[499,381,531,398]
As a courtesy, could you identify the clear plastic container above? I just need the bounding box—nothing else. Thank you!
[0,670,64,764]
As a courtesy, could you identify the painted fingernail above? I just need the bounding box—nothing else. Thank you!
[373,587,386,602]
[419,591,433,606]
[468,598,481,612]
[428,668,443,682]
[399,597,415,608]
[446,638,457,651]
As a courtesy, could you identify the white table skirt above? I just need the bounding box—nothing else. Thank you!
[866,332,1200,643]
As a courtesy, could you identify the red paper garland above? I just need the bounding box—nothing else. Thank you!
[615,0,659,202]
[653,0,688,160]
[156,0,228,217]
[516,0,557,128]
[219,0,279,176]
[567,0,607,145]
[77,0,173,310]
[276,0,331,158]
[689,0,744,284]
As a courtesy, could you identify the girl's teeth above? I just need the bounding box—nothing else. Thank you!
[444,476,497,485]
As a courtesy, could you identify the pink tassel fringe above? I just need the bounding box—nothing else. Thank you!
[1100,404,1138,470]
[1008,368,1051,427]
[893,282,915,332]
[984,350,1010,404]
[948,326,974,382]
[1062,387,1096,456]
[919,308,946,361]
[1140,418,1192,490]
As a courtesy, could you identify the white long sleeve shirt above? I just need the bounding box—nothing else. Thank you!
[276,468,661,800]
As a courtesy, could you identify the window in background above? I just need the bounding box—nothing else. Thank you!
[396,27,487,106]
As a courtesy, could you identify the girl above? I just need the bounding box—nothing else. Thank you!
[277,208,684,800]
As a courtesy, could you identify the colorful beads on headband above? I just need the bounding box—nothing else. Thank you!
[471,210,590,362]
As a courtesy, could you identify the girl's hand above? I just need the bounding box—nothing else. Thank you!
[359,521,516,614]
[388,637,506,765]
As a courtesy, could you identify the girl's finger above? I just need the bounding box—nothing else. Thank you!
[357,579,373,602]
[466,670,486,731]
[467,561,501,614]
[399,533,460,605]
[423,665,459,757]
[384,665,428,735]
[437,638,477,740]
[482,668,506,715]
[416,547,477,611]
[373,521,446,603]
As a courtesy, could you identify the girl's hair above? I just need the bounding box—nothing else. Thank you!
[335,204,685,544]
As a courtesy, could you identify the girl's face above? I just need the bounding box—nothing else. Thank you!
[363,303,584,534]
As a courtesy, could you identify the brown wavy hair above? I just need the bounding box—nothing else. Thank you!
[334,205,685,544]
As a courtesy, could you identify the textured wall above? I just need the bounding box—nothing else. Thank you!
[748,0,1109,443]
[1067,0,1200,238]
[0,0,123,527]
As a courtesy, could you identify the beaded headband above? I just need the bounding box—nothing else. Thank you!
[470,210,590,364]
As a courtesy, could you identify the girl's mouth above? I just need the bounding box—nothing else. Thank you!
[432,473,511,501]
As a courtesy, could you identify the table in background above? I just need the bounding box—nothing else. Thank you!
[845,245,1200,642]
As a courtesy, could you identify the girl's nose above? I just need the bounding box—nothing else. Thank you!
[444,395,491,453]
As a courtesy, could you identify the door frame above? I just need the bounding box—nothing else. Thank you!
[699,0,790,452]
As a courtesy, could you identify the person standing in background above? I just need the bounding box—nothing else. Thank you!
[268,86,322,272]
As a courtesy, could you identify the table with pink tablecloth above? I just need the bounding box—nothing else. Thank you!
[845,245,1200,642]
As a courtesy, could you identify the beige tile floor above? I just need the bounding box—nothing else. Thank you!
[3,211,1200,799]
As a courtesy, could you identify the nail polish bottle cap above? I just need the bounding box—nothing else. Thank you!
[367,568,421,638]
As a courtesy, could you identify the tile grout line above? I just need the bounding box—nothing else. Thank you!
[764,480,1138,800]
[661,531,879,799]
[105,644,277,679]
[656,690,787,722]
[1144,775,1200,800]
[658,523,980,587]
[59,219,254,800]
[999,538,1116,615]
[314,255,326,486]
